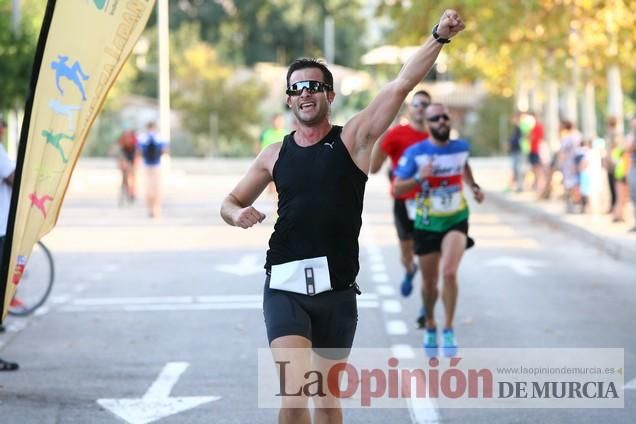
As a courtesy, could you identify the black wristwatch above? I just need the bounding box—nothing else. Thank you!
[432,24,451,44]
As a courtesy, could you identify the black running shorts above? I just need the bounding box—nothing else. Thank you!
[393,198,415,241]
[263,276,358,359]
[413,219,475,256]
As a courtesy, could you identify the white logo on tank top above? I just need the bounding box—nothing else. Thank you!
[324,141,334,149]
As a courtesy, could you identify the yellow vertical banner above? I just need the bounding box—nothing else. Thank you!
[1,0,156,320]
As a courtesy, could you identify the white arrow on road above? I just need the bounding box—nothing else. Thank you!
[485,256,546,277]
[215,254,263,276]
[98,362,221,424]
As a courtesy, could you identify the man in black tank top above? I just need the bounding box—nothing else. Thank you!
[221,10,465,423]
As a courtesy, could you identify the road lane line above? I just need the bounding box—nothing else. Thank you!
[391,344,415,359]
[58,299,380,313]
[408,394,441,424]
[371,263,387,273]
[371,273,390,283]
[376,285,396,296]
[386,320,408,335]
[362,217,443,423]
[368,254,384,264]
[382,299,402,313]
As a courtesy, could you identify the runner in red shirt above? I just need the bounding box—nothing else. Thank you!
[528,113,545,192]
[370,90,431,300]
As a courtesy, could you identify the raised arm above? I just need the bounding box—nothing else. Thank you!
[342,10,464,172]
[220,143,279,228]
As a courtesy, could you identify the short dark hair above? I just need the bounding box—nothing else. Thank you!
[286,58,334,89]
[413,90,431,101]
[561,120,573,130]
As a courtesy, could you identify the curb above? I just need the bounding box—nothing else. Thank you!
[486,191,636,263]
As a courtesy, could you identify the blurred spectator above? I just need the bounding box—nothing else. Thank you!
[507,112,524,192]
[578,139,594,213]
[257,114,288,194]
[584,138,606,214]
[603,117,620,213]
[0,118,19,371]
[627,116,636,232]
[558,120,583,213]
[611,137,629,223]
[525,112,545,194]
[115,126,138,206]
[258,114,287,153]
[137,122,169,218]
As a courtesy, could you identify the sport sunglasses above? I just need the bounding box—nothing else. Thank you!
[286,80,333,96]
[427,113,450,122]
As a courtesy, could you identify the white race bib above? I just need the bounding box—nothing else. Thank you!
[269,256,332,296]
[430,186,462,214]
[405,199,417,220]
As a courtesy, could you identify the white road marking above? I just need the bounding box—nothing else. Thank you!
[386,320,408,335]
[361,221,442,422]
[98,362,221,424]
[215,254,264,276]
[382,300,402,313]
[34,306,51,316]
[376,285,396,296]
[368,254,384,264]
[57,295,379,313]
[391,344,415,359]
[408,386,441,424]
[50,295,72,304]
[371,273,390,283]
[73,296,195,305]
[371,263,387,273]
[1,321,28,332]
[485,256,546,276]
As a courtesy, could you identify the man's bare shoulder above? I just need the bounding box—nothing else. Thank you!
[257,141,283,171]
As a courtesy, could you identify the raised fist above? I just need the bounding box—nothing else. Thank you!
[436,9,465,39]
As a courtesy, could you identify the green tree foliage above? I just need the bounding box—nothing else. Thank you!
[378,0,636,97]
[170,24,266,156]
[0,0,44,110]
[463,94,515,156]
[377,1,636,153]
[169,0,370,67]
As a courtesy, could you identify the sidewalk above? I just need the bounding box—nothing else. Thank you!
[471,157,636,263]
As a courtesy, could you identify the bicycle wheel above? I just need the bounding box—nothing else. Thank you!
[8,241,55,316]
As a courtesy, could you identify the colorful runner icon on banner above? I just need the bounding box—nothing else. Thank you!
[48,100,81,132]
[0,0,156,321]
[51,55,90,100]
[41,130,75,163]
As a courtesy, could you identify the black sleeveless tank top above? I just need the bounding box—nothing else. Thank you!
[265,126,368,290]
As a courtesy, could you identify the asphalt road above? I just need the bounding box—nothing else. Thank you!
[0,160,634,423]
